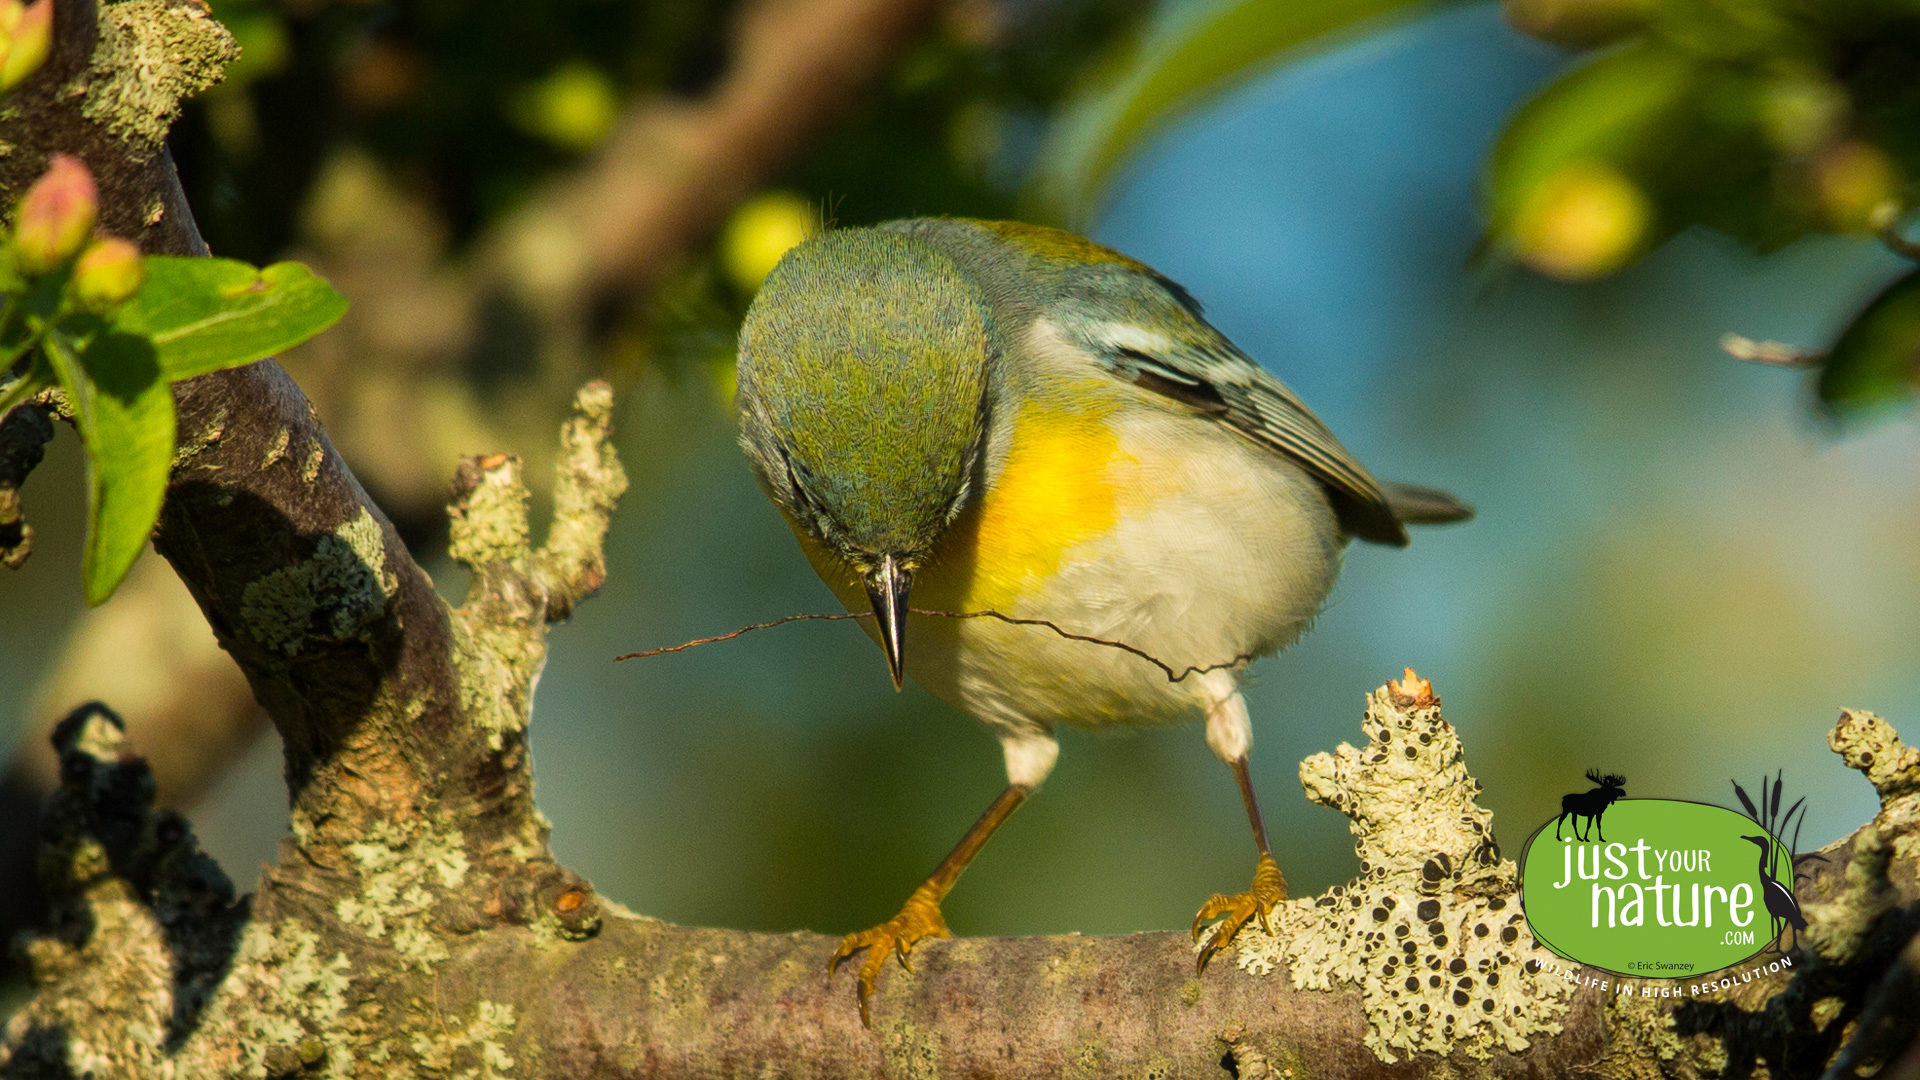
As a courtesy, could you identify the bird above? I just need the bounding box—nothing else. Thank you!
[1740,834,1807,953]
[734,217,1472,1024]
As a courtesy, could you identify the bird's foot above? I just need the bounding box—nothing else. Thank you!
[1192,851,1288,974]
[828,883,952,1026]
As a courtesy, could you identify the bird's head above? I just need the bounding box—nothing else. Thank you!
[737,228,993,689]
[1740,835,1770,850]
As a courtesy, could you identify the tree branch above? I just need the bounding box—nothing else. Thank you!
[479,0,943,318]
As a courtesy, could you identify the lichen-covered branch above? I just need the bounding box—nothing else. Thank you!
[10,664,1920,1077]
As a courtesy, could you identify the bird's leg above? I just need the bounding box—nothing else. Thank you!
[829,783,1029,1026]
[1192,681,1288,973]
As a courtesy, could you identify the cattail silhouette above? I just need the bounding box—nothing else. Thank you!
[1730,772,1825,954]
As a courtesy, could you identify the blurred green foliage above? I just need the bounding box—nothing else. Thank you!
[1028,0,1458,226]
[175,0,1151,262]
[1486,0,1920,418]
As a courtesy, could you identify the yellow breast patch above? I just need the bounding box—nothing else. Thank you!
[919,395,1130,612]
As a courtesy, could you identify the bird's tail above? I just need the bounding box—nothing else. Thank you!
[1384,482,1475,526]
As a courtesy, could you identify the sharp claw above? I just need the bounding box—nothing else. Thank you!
[831,895,950,1025]
[1193,857,1290,974]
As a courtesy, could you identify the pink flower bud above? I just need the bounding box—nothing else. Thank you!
[0,0,52,92]
[71,237,143,310]
[13,152,95,275]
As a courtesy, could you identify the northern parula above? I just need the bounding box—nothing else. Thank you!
[736,218,1470,1023]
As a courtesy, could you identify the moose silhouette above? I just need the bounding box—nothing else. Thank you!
[1555,769,1626,842]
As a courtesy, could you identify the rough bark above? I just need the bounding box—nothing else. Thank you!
[0,0,947,882]
[4,1,1920,1078]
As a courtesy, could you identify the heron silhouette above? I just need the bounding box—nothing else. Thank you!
[1741,834,1806,953]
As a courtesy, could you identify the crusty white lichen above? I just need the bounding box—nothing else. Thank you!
[334,818,471,971]
[239,508,398,655]
[180,918,360,1077]
[1829,709,1920,834]
[1,877,175,1078]
[1225,682,1574,1063]
[410,1000,518,1080]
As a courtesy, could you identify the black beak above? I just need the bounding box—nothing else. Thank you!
[864,555,912,691]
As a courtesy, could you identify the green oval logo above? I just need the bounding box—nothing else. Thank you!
[1519,799,1797,978]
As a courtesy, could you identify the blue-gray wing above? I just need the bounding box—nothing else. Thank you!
[889,216,1469,544]
[1060,270,1418,545]
[1112,330,1413,545]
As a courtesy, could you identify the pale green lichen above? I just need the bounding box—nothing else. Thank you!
[333,818,470,972]
[409,1001,518,1080]
[0,879,175,1078]
[1225,684,1573,1063]
[452,618,543,749]
[172,406,227,468]
[260,427,290,470]
[446,459,545,748]
[239,508,397,655]
[448,463,531,568]
[75,0,237,157]
[1829,709,1920,833]
[303,439,325,483]
[71,707,127,763]
[1596,986,1730,1080]
[182,918,359,1077]
[1802,823,1895,966]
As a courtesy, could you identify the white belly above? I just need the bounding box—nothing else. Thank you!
[900,406,1344,740]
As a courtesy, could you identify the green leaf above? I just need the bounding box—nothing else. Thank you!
[107,256,348,381]
[43,329,176,605]
[1819,268,1920,421]
[1027,0,1455,227]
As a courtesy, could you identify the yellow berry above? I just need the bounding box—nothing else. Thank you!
[1812,140,1900,233]
[722,191,816,292]
[1511,161,1650,281]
